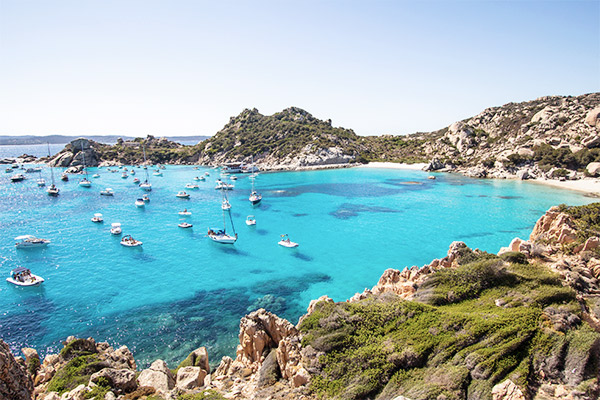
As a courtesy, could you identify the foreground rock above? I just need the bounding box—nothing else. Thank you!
[0,340,33,400]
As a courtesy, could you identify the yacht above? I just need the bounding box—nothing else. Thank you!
[6,267,44,287]
[176,191,190,199]
[120,235,142,247]
[178,222,193,229]
[278,234,299,248]
[110,223,122,235]
[10,173,26,182]
[15,235,50,249]
[139,144,152,191]
[91,213,103,223]
[222,199,231,210]
[47,184,60,196]
[100,188,114,196]
[78,142,92,188]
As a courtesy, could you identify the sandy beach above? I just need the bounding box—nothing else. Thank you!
[530,177,600,197]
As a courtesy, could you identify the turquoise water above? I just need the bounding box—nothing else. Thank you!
[0,165,594,368]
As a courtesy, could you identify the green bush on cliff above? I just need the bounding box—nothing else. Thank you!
[561,202,600,244]
[299,260,596,400]
[47,354,106,394]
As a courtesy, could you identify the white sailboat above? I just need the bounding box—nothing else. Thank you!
[139,144,152,191]
[208,192,238,244]
[249,160,262,205]
[78,142,92,187]
[46,143,60,196]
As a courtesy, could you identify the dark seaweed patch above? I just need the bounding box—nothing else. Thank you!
[292,252,313,262]
[330,203,402,220]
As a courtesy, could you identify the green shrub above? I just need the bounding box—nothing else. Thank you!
[500,252,528,264]
[47,355,105,394]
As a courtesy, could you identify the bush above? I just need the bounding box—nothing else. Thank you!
[500,252,528,264]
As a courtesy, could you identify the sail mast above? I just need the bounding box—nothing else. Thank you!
[48,143,55,185]
[81,142,88,179]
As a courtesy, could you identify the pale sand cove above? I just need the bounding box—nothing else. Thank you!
[359,162,600,196]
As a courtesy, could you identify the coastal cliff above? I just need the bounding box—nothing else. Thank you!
[5,203,600,400]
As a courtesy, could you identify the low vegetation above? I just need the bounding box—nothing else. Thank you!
[299,252,599,400]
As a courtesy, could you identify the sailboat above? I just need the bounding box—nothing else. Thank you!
[37,170,46,187]
[46,144,60,196]
[249,157,262,205]
[78,142,92,187]
[208,191,237,244]
[139,144,152,191]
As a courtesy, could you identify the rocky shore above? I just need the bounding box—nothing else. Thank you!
[2,203,600,400]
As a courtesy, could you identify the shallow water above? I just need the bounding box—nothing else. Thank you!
[0,165,593,368]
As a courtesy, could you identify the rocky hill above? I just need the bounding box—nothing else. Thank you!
[47,136,196,169]
[3,203,600,400]
[194,107,365,170]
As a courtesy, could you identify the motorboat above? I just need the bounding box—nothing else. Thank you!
[178,222,193,228]
[47,184,60,196]
[133,178,140,184]
[215,180,234,190]
[428,176,436,180]
[130,170,135,175]
[121,172,128,179]
[79,178,92,187]
[278,234,299,248]
[193,176,200,181]
[91,213,103,223]
[249,191,262,205]
[246,215,256,226]
[6,267,44,287]
[230,175,237,181]
[10,173,25,182]
[142,194,150,202]
[179,209,192,216]
[15,235,50,249]
[185,183,199,190]
[139,181,152,191]
[204,172,210,176]
[207,229,237,244]
[100,188,114,196]
[110,223,122,235]
[153,170,163,176]
[4,168,11,173]
[198,176,206,181]
[135,198,145,207]
[92,174,100,178]
[37,178,46,187]
[120,235,142,247]
[61,173,69,181]
[176,191,190,199]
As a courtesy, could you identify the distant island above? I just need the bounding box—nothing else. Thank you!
[0,134,209,146]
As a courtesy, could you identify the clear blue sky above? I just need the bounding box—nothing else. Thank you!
[0,0,598,137]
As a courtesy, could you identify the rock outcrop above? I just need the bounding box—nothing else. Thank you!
[0,339,33,400]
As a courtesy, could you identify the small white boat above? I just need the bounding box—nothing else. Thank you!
[176,191,190,199]
[130,170,135,175]
[47,184,60,196]
[178,222,193,228]
[230,175,237,181]
[110,222,122,235]
[193,176,200,181]
[185,183,199,190]
[215,180,234,190]
[61,173,69,181]
[139,181,152,191]
[222,200,231,210]
[120,234,142,247]
[6,267,44,287]
[198,176,206,181]
[135,198,145,207]
[142,194,150,202]
[204,172,210,176]
[79,179,92,188]
[91,213,103,223]
[10,174,26,182]
[133,178,140,184]
[207,229,237,244]
[15,235,50,249]
[428,176,436,180]
[5,168,12,173]
[100,188,114,196]
[246,215,256,226]
[92,174,100,178]
[278,234,299,248]
[121,172,128,179]
[153,171,163,176]
[179,209,192,216]
[37,178,46,187]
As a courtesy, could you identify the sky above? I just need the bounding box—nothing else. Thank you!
[0,0,598,137]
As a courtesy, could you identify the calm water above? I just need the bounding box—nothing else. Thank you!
[0,164,593,368]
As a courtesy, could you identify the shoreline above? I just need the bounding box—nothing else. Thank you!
[357,161,429,170]
[527,177,600,197]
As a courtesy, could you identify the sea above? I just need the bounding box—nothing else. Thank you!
[0,144,595,368]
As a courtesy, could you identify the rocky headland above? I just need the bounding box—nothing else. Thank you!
[3,203,600,400]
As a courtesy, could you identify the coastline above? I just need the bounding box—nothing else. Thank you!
[528,177,600,197]
[357,161,429,170]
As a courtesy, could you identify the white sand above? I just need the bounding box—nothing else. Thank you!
[358,162,429,171]
[529,178,600,196]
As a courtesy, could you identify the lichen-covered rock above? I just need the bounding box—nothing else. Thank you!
[175,366,206,390]
[176,346,209,374]
[0,339,33,400]
[137,359,175,394]
[529,207,577,245]
[89,368,137,393]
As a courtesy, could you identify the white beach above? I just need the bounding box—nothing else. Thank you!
[358,162,429,171]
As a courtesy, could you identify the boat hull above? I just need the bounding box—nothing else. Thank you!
[6,275,44,286]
